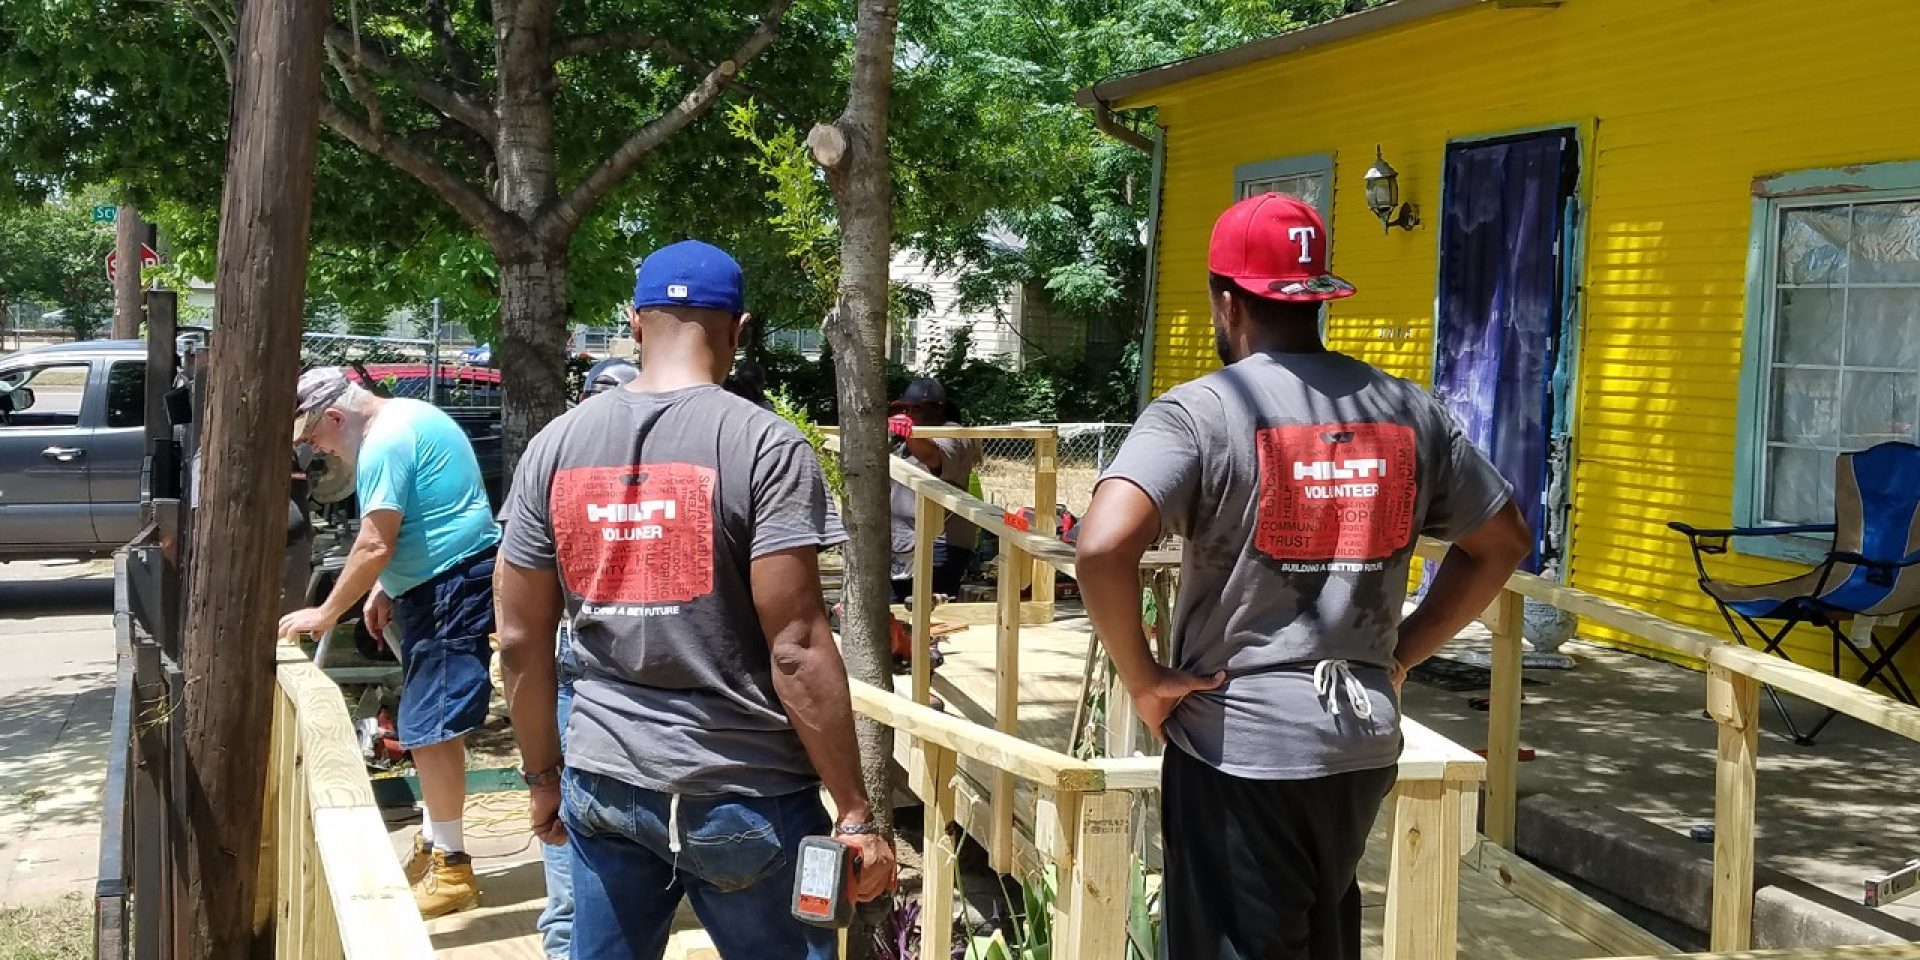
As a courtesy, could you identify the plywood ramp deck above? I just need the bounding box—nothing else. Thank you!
[916,615,1636,960]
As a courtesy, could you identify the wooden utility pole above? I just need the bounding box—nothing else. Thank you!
[810,0,902,954]
[179,0,329,955]
[112,204,148,339]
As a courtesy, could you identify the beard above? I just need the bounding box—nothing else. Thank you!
[1214,325,1239,366]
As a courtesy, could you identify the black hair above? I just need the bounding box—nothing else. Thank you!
[1208,273,1322,328]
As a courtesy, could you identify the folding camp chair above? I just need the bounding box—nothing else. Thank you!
[1671,442,1920,745]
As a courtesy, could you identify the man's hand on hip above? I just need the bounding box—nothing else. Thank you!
[1128,665,1226,742]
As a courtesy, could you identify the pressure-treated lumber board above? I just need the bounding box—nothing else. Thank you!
[848,678,1107,791]
[1485,589,1526,850]
[1384,778,1464,960]
[1032,432,1059,608]
[918,743,960,960]
[1478,844,1676,957]
[1708,664,1760,952]
[892,601,1052,626]
[1597,947,1920,960]
[912,496,940,706]
[993,545,1026,873]
[1058,790,1131,960]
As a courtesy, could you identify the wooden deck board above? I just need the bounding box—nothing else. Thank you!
[427,614,1644,959]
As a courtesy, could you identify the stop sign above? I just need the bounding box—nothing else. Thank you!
[106,243,161,283]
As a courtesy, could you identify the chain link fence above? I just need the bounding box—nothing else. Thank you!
[974,422,1133,519]
[300,332,503,408]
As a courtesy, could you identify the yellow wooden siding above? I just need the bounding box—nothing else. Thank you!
[1137,0,1920,672]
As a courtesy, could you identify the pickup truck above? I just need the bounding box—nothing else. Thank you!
[0,339,506,563]
[0,340,149,561]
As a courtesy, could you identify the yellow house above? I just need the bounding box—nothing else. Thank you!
[1080,0,1920,686]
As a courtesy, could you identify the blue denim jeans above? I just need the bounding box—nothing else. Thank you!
[560,768,835,960]
[389,550,496,750]
[539,628,582,958]
[537,679,575,958]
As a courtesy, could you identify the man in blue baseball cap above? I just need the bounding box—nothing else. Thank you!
[496,239,895,959]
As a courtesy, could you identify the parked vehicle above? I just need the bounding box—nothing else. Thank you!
[0,340,150,561]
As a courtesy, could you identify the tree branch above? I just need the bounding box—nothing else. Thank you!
[552,28,801,121]
[326,44,386,136]
[178,0,234,82]
[540,0,797,241]
[317,97,519,247]
[324,26,498,143]
[424,0,483,90]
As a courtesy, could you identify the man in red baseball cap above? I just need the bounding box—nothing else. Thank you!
[1076,193,1532,958]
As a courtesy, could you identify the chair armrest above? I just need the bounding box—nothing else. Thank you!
[1668,522,1836,540]
[1831,547,1920,570]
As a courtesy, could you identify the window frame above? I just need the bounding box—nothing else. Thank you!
[104,359,146,430]
[1232,153,1335,217]
[1735,159,1920,564]
[0,360,94,430]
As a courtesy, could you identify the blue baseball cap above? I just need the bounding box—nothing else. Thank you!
[633,240,745,314]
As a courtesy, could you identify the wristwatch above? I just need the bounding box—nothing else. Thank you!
[834,820,880,837]
[520,763,564,788]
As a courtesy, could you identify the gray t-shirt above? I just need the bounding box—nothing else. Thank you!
[500,385,845,797]
[889,428,980,554]
[1104,351,1511,780]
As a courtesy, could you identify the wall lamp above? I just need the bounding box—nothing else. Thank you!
[1364,147,1420,233]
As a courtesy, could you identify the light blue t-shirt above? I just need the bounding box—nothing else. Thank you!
[356,399,500,596]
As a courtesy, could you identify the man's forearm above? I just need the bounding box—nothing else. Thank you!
[1396,545,1515,668]
[1079,551,1157,692]
[771,632,871,822]
[319,538,390,621]
[498,617,562,775]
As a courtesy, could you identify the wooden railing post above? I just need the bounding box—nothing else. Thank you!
[919,741,960,960]
[1708,664,1760,952]
[1485,588,1525,849]
[912,495,941,705]
[1032,430,1058,614]
[992,544,1027,873]
[1059,790,1132,959]
[1384,778,1463,960]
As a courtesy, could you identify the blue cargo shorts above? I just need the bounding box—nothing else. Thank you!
[390,550,497,750]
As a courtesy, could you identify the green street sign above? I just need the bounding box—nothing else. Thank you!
[91,205,118,224]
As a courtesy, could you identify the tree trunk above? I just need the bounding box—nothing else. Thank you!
[180,0,328,956]
[495,247,570,473]
[814,0,901,954]
[112,203,147,339]
[489,4,565,470]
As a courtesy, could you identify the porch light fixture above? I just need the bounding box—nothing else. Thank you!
[1364,147,1420,233]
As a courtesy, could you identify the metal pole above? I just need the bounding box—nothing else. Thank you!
[427,297,442,405]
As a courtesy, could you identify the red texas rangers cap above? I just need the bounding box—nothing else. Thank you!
[1208,193,1356,303]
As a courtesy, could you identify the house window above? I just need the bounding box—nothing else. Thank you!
[1233,154,1334,215]
[1740,170,1920,560]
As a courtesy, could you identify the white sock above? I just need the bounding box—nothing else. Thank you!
[432,819,465,855]
[418,816,434,845]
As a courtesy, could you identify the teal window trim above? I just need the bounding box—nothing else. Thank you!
[1232,153,1335,217]
[1734,158,1920,564]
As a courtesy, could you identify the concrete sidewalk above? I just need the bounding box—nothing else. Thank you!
[0,560,117,908]
[1404,623,1920,939]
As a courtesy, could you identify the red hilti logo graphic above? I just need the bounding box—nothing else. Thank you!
[1255,423,1417,563]
[552,463,715,604]
[1292,459,1389,482]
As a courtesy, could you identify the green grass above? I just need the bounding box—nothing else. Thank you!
[0,894,92,960]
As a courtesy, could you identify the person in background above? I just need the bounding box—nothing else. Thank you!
[495,239,893,959]
[532,359,639,958]
[579,358,639,401]
[1074,193,1531,960]
[887,377,980,601]
[281,367,502,919]
[724,356,774,410]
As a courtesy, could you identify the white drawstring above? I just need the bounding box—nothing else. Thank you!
[666,793,683,885]
[1313,660,1374,720]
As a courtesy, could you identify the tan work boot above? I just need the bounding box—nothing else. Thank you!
[402,833,433,886]
[413,850,480,919]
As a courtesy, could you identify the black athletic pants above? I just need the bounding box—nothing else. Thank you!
[1161,746,1398,960]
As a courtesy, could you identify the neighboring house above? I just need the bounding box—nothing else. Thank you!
[1082,0,1920,672]
[762,250,1087,370]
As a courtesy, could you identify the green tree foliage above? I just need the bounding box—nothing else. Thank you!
[0,193,115,340]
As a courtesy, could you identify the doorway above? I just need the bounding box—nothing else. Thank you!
[1432,129,1582,573]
